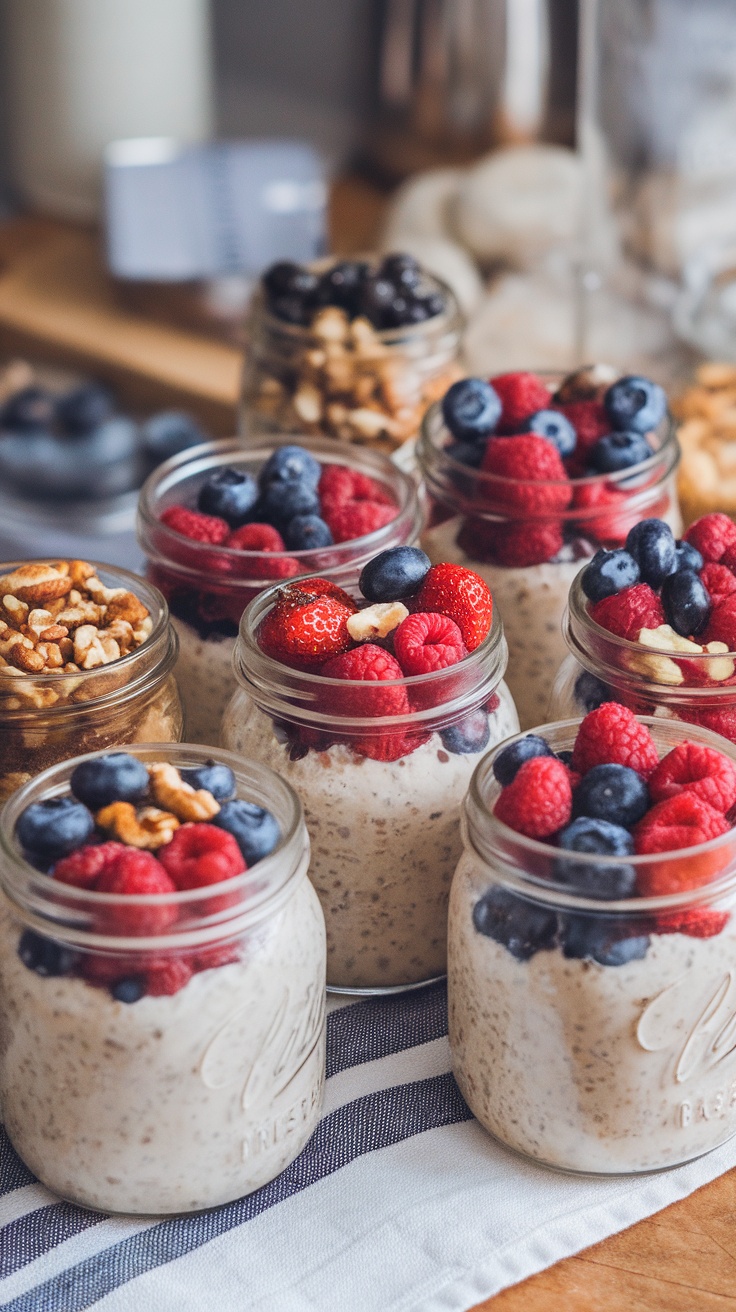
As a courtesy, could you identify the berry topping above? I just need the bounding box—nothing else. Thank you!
[260,479,321,525]
[523,408,577,457]
[158,823,246,890]
[624,519,677,588]
[571,481,637,545]
[258,593,356,669]
[283,515,333,550]
[439,709,491,755]
[652,908,730,939]
[493,734,554,786]
[675,539,704,573]
[53,841,127,889]
[181,761,237,801]
[278,577,356,609]
[18,930,79,978]
[320,644,408,715]
[359,545,431,603]
[560,915,649,966]
[581,548,640,602]
[323,499,396,543]
[590,583,665,640]
[604,375,667,433]
[574,670,612,712]
[16,797,95,861]
[145,956,194,996]
[317,463,393,508]
[111,977,146,1004]
[634,794,730,885]
[70,752,150,811]
[557,400,609,454]
[160,505,230,545]
[226,523,286,552]
[573,763,650,828]
[95,849,178,935]
[555,817,636,899]
[684,512,736,564]
[571,704,659,777]
[702,595,736,650]
[197,467,259,526]
[413,562,493,652]
[490,371,551,432]
[393,612,466,675]
[472,887,557,961]
[647,742,736,814]
[660,569,711,637]
[588,431,653,473]
[461,517,564,568]
[213,799,281,864]
[494,756,573,839]
[481,434,571,514]
[260,444,321,489]
[699,563,736,607]
[441,377,501,441]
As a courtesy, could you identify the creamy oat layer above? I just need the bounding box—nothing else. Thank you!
[170,617,237,746]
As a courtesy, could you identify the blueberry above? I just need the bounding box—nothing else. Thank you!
[260,480,320,525]
[472,888,557,961]
[492,734,554,786]
[213,800,281,864]
[661,568,711,637]
[554,816,636,899]
[382,295,412,328]
[441,378,501,442]
[380,252,422,292]
[197,467,259,526]
[315,260,368,313]
[111,977,146,1004]
[440,709,491,755]
[445,440,486,468]
[70,753,150,810]
[357,275,397,327]
[181,760,236,801]
[524,409,577,457]
[269,294,313,326]
[625,519,677,588]
[359,545,431,602]
[284,514,333,550]
[675,539,704,574]
[573,763,649,828]
[263,261,319,302]
[415,291,445,318]
[588,431,653,473]
[56,383,115,436]
[16,797,95,860]
[18,930,79,978]
[402,297,432,324]
[260,444,321,490]
[561,915,650,966]
[581,548,640,602]
[142,411,207,463]
[574,670,612,712]
[0,385,54,431]
[604,375,667,433]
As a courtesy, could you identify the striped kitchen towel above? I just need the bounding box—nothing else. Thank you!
[1,981,735,1312]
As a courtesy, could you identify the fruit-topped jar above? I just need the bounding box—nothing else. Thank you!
[138,436,423,746]
[551,512,736,744]
[0,744,325,1214]
[222,548,519,992]
[448,707,736,1174]
[417,367,682,731]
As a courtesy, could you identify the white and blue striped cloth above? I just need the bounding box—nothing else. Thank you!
[1,981,735,1312]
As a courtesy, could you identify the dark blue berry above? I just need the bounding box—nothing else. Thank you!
[141,410,207,463]
[524,409,577,457]
[472,888,557,961]
[581,548,640,602]
[197,467,259,526]
[16,797,95,860]
[604,375,667,433]
[554,816,636,899]
[445,440,486,467]
[18,929,79,977]
[416,291,445,318]
[315,260,368,313]
[441,378,501,442]
[111,976,146,1004]
[181,760,236,801]
[561,915,649,966]
[260,445,321,490]
[661,569,711,637]
[213,800,281,864]
[492,734,554,786]
[358,275,397,326]
[71,753,149,811]
[380,252,422,291]
[440,709,490,755]
[56,383,115,436]
[0,385,54,431]
[359,545,431,602]
[625,519,677,588]
[588,431,653,473]
[263,261,319,301]
[269,294,313,325]
[557,749,575,766]
[284,515,333,550]
[573,763,649,828]
[675,539,704,574]
[260,480,320,525]
[382,295,412,328]
[574,670,612,712]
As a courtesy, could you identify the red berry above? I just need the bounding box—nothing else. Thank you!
[258,594,356,669]
[700,563,736,607]
[648,742,736,813]
[590,583,665,641]
[192,940,243,972]
[678,705,736,744]
[703,595,736,650]
[253,556,302,580]
[634,794,731,895]
[277,577,356,609]
[572,703,659,776]
[684,512,736,563]
[226,523,285,551]
[571,482,639,546]
[490,371,551,432]
[146,955,194,996]
[720,544,736,572]
[652,908,730,939]
[323,500,396,543]
[53,841,126,889]
[160,505,230,545]
[481,435,572,515]
[556,400,609,456]
[413,563,493,652]
[456,517,563,567]
[320,644,416,760]
[494,756,573,839]
[158,822,246,890]
[95,850,178,935]
[319,463,394,508]
[393,612,466,675]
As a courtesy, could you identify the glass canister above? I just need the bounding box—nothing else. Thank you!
[0,744,325,1215]
[137,436,425,747]
[448,715,736,1174]
[417,381,681,730]
[0,561,182,800]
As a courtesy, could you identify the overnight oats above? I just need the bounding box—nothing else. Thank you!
[449,707,736,1174]
[222,547,519,991]
[138,436,422,745]
[0,559,182,800]
[417,367,681,730]
[551,512,736,746]
[0,744,325,1214]
[242,253,462,451]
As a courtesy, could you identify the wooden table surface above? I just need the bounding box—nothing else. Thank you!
[0,185,734,1312]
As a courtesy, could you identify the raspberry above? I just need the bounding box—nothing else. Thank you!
[703,595,736,650]
[678,706,736,743]
[192,940,243,972]
[456,517,563,567]
[160,505,230,545]
[590,583,665,641]
[323,500,396,543]
[684,512,736,563]
[634,794,730,896]
[413,563,493,652]
[318,464,394,508]
[494,756,573,839]
[490,371,552,432]
[158,823,246,890]
[720,544,736,572]
[557,400,609,456]
[572,703,659,776]
[699,563,736,607]
[95,850,178,935]
[571,482,639,546]
[648,742,736,813]
[320,643,416,760]
[258,594,355,669]
[226,523,285,551]
[481,435,572,514]
[652,908,730,939]
[145,955,194,996]
[53,841,126,889]
[251,556,302,580]
[393,612,466,675]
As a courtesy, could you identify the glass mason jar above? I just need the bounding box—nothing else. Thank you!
[138,436,424,747]
[551,571,736,742]
[222,581,519,993]
[448,716,736,1175]
[0,744,326,1215]
[241,272,463,452]
[0,563,182,801]
[417,380,681,731]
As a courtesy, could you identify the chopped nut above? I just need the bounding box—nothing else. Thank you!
[312,306,349,343]
[704,641,736,682]
[347,602,409,641]
[627,625,702,685]
[347,407,389,440]
[2,596,28,625]
[95,802,180,850]
[105,591,150,627]
[293,384,323,425]
[0,564,72,606]
[148,762,220,821]
[26,609,54,637]
[73,625,106,669]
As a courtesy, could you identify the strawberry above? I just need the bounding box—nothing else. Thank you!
[412,563,493,652]
[258,593,355,669]
[652,908,730,939]
[277,577,356,609]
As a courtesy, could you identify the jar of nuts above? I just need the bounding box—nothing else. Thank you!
[0,560,182,799]
[241,254,463,452]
